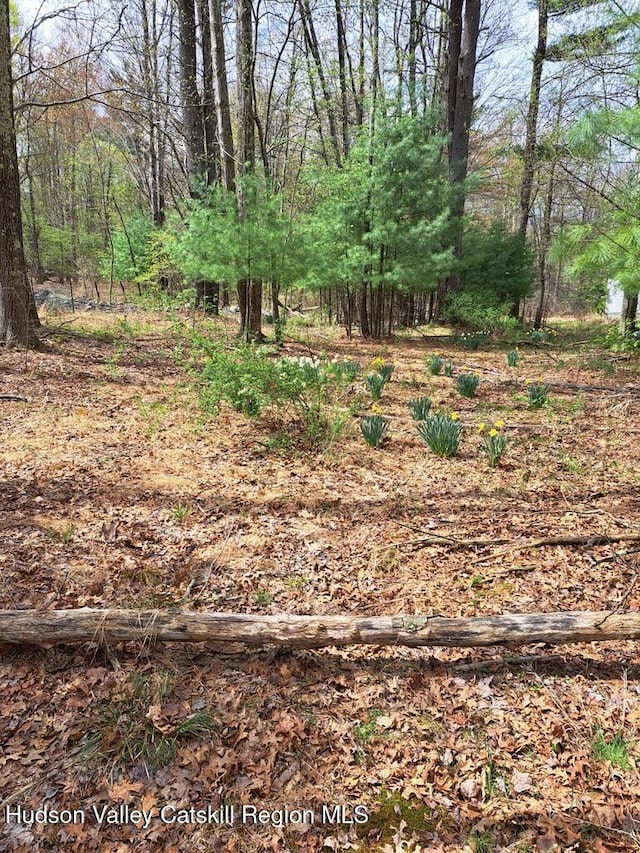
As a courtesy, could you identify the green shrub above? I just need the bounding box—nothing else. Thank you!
[416,413,463,458]
[194,340,350,448]
[506,349,520,367]
[408,396,432,421]
[360,415,388,448]
[455,371,480,398]
[335,360,361,380]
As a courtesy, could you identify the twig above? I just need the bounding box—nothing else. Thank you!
[468,533,640,566]
[453,653,565,672]
[0,394,29,402]
[378,532,640,557]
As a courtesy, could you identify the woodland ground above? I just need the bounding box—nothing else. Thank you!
[1,303,640,853]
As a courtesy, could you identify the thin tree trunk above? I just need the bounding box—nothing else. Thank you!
[236,0,263,341]
[2,609,640,650]
[335,0,350,154]
[198,0,221,187]
[620,293,638,336]
[514,0,548,318]
[298,0,341,165]
[436,0,480,316]
[534,168,554,329]
[210,0,235,192]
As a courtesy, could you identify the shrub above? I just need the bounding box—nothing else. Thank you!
[360,415,388,448]
[194,341,351,448]
[408,396,432,421]
[416,412,462,458]
[455,371,480,398]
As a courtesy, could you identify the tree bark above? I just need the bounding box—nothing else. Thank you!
[1,609,639,649]
[513,0,548,318]
[236,0,263,341]
[619,292,638,337]
[177,0,206,190]
[0,0,39,346]
[437,0,480,315]
[210,0,235,192]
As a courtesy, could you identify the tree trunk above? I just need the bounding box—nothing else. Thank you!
[197,0,221,187]
[513,0,548,318]
[533,167,554,330]
[236,0,263,342]
[1,609,639,649]
[0,0,39,346]
[210,0,235,192]
[619,292,638,337]
[177,0,206,190]
[438,0,480,313]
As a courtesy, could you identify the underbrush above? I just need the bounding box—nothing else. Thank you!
[186,334,362,450]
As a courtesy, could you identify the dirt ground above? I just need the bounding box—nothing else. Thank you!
[1,307,640,852]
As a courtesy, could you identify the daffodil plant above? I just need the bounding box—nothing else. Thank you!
[478,420,507,468]
[416,411,462,458]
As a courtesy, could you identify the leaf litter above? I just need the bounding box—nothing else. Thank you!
[0,312,639,851]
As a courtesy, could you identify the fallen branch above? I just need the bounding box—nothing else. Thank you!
[379,532,640,553]
[1,609,640,649]
[0,394,29,402]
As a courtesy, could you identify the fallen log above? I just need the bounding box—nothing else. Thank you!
[1,609,639,649]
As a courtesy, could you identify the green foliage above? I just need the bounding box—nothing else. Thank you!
[427,354,444,375]
[193,340,352,449]
[416,413,463,458]
[376,362,394,382]
[556,102,640,321]
[591,731,631,770]
[526,381,550,408]
[506,349,520,367]
[443,359,454,377]
[446,222,535,330]
[81,671,215,772]
[478,421,508,469]
[455,331,490,351]
[601,324,640,353]
[102,214,157,283]
[302,113,454,297]
[360,415,388,448]
[366,373,387,400]
[171,177,302,290]
[336,360,361,380]
[354,709,382,742]
[408,396,432,421]
[455,371,480,398]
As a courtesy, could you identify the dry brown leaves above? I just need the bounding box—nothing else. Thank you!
[1,311,640,852]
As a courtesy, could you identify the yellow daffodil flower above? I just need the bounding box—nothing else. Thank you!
[494,419,505,428]
[450,412,460,420]
[489,428,498,437]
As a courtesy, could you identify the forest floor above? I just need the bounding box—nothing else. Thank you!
[1,305,640,853]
